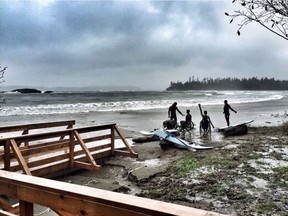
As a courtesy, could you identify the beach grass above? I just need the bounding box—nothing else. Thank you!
[138,123,288,215]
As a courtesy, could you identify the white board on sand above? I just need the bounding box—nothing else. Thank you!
[140,129,178,136]
[218,120,254,131]
[153,129,213,151]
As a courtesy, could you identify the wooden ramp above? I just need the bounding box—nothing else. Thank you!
[0,121,137,177]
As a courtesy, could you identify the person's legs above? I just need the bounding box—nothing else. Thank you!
[225,114,230,126]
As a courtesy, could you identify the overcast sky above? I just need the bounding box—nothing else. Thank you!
[1,0,287,91]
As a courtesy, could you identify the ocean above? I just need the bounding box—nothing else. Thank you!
[0,90,287,131]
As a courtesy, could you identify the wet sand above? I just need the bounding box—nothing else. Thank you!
[3,96,287,215]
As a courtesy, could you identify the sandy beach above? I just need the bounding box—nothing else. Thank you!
[53,97,288,215]
[1,93,288,215]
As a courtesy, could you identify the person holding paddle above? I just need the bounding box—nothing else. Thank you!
[198,104,214,134]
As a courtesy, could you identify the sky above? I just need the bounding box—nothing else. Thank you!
[1,0,288,91]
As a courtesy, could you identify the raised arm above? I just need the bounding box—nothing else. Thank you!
[198,104,203,116]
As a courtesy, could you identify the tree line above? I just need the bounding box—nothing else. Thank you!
[166,77,288,91]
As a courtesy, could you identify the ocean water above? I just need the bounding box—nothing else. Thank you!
[0,90,286,117]
[0,90,288,133]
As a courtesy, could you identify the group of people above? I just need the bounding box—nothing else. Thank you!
[167,100,237,133]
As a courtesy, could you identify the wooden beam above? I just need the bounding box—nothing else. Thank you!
[4,141,10,171]
[111,127,115,155]
[69,131,75,168]
[73,161,101,171]
[9,139,32,175]
[115,150,138,158]
[19,200,33,216]
[73,130,100,169]
[0,170,227,216]
[114,126,138,157]
[0,198,17,214]
[0,210,17,216]
[0,120,76,133]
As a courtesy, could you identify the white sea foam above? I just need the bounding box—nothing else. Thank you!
[0,90,286,116]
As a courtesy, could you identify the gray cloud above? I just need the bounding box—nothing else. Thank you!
[1,0,287,90]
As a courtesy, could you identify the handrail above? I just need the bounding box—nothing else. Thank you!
[0,170,226,216]
[0,120,75,133]
[0,123,137,177]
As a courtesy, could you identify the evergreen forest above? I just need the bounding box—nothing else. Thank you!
[166,77,288,91]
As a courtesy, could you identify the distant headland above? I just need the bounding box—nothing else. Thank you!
[166,77,288,91]
[12,88,53,94]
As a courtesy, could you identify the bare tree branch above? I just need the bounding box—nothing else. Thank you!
[226,0,288,40]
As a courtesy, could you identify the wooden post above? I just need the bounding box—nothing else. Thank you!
[69,131,75,168]
[111,126,115,155]
[19,200,33,216]
[4,141,10,171]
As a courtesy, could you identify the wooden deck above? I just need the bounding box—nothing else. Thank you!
[0,121,137,177]
[0,120,227,216]
[0,170,227,216]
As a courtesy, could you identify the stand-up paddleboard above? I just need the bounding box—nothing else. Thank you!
[141,129,178,136]
[153,129,213,151]
[217,120,254,131]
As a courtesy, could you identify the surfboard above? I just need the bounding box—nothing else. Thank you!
[218,120,254,131]
[140,129,178,136]
[153,129,213,151]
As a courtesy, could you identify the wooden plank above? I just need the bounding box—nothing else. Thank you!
[0,198,14,212]
[0,120,75,133]
[0,170,227,216]
[10,153,70,172]
[9,139,31,175]
[0,210,17,216]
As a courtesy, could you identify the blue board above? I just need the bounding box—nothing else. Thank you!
[153,129,213,151]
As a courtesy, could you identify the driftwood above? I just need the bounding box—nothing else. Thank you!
[223,124,248,137]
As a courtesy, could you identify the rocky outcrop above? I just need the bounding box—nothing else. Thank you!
[12,88,41,93]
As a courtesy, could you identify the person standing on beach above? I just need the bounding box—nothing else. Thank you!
[168,102,184,124]
[223,100,237,126]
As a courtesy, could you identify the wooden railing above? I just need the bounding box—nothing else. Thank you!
[0,170,226,216]
[0,121,227,216]
[0,120,75,147]
[0,123,137,177]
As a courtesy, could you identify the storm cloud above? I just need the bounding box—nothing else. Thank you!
[1,1,287,90]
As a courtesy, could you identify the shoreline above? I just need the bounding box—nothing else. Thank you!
[0,95,287,130]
